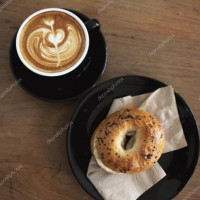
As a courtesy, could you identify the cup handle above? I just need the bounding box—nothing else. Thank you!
[84,19,100,31]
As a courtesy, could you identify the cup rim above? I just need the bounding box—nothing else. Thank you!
[16,8,90,77]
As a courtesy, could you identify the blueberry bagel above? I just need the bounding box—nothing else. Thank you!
[91,108,165,174]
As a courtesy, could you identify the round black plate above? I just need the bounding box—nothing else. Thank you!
[9,10,107,101]
[67,75,199,200]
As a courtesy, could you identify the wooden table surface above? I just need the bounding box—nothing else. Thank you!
[0,0,200,199]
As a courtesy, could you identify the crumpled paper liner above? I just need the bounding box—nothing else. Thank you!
[87,86,187,200]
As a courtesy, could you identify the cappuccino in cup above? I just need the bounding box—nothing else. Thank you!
[16,8,90,77]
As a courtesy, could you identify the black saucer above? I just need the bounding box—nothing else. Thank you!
[67,75,199,200]
[9,10,107,101]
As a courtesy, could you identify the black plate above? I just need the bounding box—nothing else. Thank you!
[67,75,199,200]
[9,9,107,101]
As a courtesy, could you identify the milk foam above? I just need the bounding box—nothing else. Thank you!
[19,11,85,73]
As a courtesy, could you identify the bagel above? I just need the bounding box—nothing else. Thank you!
[91,108,165,174]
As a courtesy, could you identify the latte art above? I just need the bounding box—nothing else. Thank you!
[18,11,86,73]
[26,20,80,67]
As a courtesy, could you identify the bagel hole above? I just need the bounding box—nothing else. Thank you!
[122,130,137,150]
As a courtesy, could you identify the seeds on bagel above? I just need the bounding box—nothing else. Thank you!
[91,108,165,174]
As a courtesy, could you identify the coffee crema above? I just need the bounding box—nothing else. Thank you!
[18,11,86,73]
